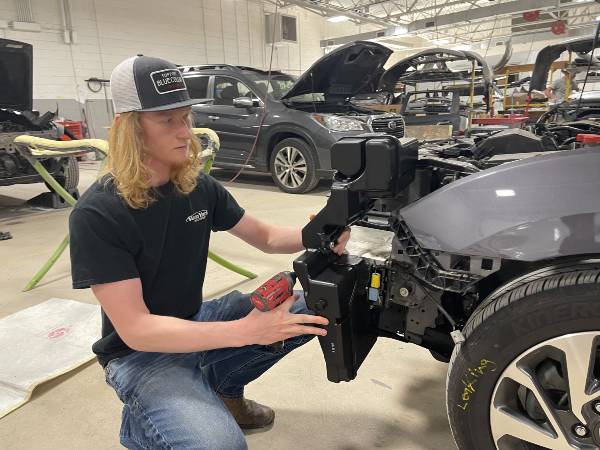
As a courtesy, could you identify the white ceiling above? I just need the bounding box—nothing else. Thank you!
[271,0,600,45]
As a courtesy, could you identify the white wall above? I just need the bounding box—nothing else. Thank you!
[2,0,596,104]
[0,0,350,102]
[0,0,362,135]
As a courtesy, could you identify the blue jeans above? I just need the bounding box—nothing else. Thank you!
[104,290,314,450]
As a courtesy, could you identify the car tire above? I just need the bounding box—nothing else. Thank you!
[45,156,79,192]
[269,138,319,194]
[447,261,600,450]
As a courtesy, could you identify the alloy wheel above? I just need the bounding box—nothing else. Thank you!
[273,146,307,189]
[490,332,600,449]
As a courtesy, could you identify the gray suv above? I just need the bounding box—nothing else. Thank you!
[180,41,404,193]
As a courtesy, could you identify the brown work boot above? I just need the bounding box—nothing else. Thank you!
[219,396,275,430]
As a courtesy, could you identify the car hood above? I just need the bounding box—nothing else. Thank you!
[0,38,33,111]
[378,48,495,92]
[567,90,600,103]
[281,41,392,102]
[530,36,600,92]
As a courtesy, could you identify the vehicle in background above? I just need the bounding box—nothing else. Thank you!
[0,38,79,194]
[181,41,405,194]
[352,47,498,134]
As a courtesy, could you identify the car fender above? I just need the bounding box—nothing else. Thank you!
[400,147,600,261]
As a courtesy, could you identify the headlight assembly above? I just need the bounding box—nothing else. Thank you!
[311,114,366,131]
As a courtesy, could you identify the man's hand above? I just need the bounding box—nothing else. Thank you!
[240,295,329,345]
[332,226,351,256]
[309,214,351,256]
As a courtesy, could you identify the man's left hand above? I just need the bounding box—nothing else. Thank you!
[309,214,351,256]
[332,226,351,256]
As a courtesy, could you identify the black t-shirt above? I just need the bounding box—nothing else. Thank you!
[69,174,245,367]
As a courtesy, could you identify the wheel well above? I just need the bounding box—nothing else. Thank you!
[266,132,310,165]
[476,254,600,303]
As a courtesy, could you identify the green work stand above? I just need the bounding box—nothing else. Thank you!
[15,129,256,292]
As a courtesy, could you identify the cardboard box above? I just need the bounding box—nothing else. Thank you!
[504,93,529,107]
[405,124,453,140]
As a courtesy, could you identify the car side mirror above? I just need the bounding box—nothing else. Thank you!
[233,97,254,108]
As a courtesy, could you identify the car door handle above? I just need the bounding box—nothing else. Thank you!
[208,115,220,120]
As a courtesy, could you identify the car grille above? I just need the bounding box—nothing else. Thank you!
[370,115,405,138]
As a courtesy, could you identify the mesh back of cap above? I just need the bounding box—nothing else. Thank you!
[110,57,142,113]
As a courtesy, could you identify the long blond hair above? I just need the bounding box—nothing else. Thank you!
[102,112,203,209]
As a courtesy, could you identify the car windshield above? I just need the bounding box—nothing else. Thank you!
[350,92,391,105]
[284,93,326,103]
[241,71,296,100]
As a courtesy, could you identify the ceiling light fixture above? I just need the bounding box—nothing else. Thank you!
[392,25,409,36]
[327,15,350,22]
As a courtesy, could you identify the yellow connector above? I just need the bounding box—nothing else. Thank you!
[371,273,381,289]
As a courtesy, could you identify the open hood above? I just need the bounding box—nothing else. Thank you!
[378,48,495,93]
[0,38,33,111]
[281,41,392,102]
[530,36,600,92]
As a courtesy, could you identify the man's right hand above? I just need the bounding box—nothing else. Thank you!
[240,295,328,346]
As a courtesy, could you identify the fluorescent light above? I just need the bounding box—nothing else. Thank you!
[327,15,349,22]
[392,25,408,36]
[454,44,471,51]
[495,189,515,197]
[433,39,449,45]
[596,15,600,21]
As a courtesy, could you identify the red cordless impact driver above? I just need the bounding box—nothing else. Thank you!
[250,271,297,350]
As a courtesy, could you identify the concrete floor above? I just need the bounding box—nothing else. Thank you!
[0,162,455,450]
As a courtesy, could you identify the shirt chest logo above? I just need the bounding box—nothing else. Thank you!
[186,210,208,223]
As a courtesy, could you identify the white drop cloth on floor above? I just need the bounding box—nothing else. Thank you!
[0,298,100,418]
